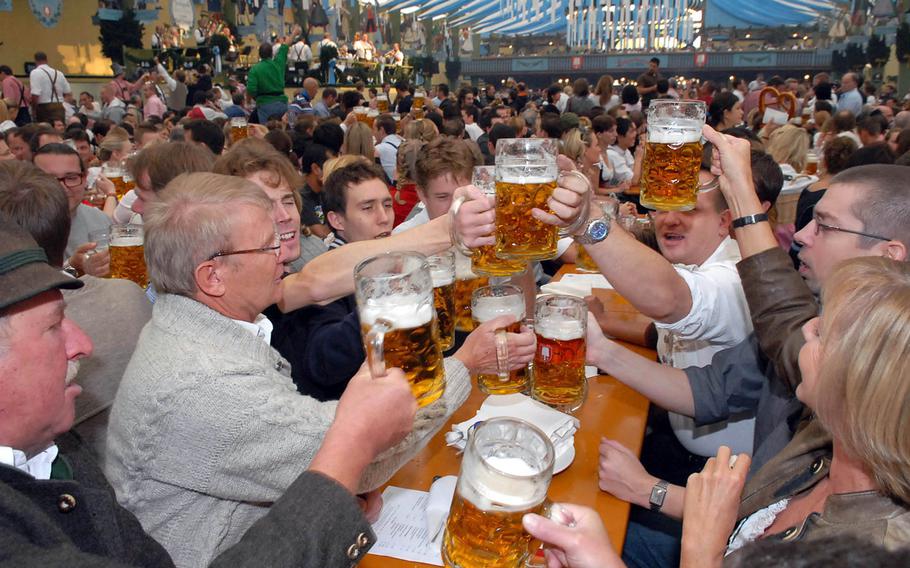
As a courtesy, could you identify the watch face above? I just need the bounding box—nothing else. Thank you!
[590,220,608,241]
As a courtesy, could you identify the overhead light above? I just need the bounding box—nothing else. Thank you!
[745,33,751,39]
[804,74,810,80]
[432,14,446,21]
[400,5,420,14]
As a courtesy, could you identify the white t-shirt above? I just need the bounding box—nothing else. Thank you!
[606,145,634,184]
[465,122,483,141]
[376,133,403,183]
[29,64,71,104]
[288,41,312,65]
[656,237,755,457]
[392,202,430,234]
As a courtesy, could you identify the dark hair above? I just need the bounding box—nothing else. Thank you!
[92,119,114,138]
[592,114,616,134]
[322,86,337,100]
[0,65,13,76]
[0,161,71,266]
[425,110,444,133]
[300,143,330,175]
[322,160,386,226]
[192,90,208,105]
[656,78,670,94]
[29,126,60,154]
[34,51,47,62]
[184,119,225,155]
[572,78,590,98]
[63,128,91,144]
[843,143,895,169]
[313,122,344,154]
[437,84,450,97]
[767,76,785,88]
[539,113,563,139]
[478,107,495,131]
[707,92,739,128]
[489,123,516,147]
[340,90,363,112]
[620,85,639,106]
[375,113,396,136]
[461,104,480,124]
[815,100,834,114]
[833,111,856,132]
[649,57,660,65]
[258,42,272,60]
[127,141,214,192]
[728,534,910,568]
[264,129,293,158]
[857,113,888,137]
[33,142,84,173]
[750,150,784,207]
[823,136,857,175]
[441,117,465,138]
[814,82,833,102]
[615,116,634,137]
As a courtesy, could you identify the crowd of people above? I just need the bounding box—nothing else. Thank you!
[1,41,910,568]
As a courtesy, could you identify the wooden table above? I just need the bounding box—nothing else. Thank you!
[362,267,654,566]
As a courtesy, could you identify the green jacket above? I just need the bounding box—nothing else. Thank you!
[247,44,288,105]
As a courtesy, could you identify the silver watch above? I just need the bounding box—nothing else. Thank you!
[649,479,669,512]
[573,214,611,246]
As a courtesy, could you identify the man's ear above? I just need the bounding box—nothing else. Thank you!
[326,210,345,233]
[719,208,733,237]
[883,239,908,262]
[194,260,227,298]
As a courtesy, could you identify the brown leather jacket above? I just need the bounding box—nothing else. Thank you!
[730,248,910,554]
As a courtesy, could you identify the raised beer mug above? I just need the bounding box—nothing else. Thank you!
[230,117,249,143]
[355,251,446,407]
[640,100,707,211]
[471,284,528,394]
[428,250,457,352]
[442,417,555,568]
[532,295,588,413]
[468,166,528,278]
[109,224,148,287]
[494,138,559,261]
[454,250,489,333]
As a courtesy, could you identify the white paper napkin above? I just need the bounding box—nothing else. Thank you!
[425,475,458,545]
[540,273,612,298]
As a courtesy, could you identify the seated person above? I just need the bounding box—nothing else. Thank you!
[0,221,416,567]
[0,161,151,462]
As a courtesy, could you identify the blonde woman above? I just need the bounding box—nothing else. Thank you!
[591,75,620,111]
[341,121,376,160]
[98,126,134,164]
[560,118,603,193]
[767,124,810,173]
[402,117,438,142]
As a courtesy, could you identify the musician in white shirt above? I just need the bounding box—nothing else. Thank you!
[29,52,71,124]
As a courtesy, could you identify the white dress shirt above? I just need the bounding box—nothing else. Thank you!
[376,133,403,182]
[656,237,756,457]
[29,64,71,104]
[288,41,312,66]
[606,145,634,184]
[230,313,274,345]
[0,444,59,480]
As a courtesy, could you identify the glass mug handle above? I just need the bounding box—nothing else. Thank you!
[448,194,474,256]
[494,327,511,382]
[525,500,577,567]
[366,318,393,378]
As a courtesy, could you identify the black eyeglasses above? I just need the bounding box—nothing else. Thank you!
[208,234,281,261]
[812,214,891,242]
[55,173,85,189]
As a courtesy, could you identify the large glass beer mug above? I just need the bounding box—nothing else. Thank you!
[640,100,706,211]
[376,94,390,113]
[103,162,134,201]
[471,285,528,394]
[109,224,148,287]
[442,417,555,568]
[454,251,489,333]
[428,250,457,351]
[230,117,250,143]
[532,295,588,413]
[494,138,559,261]
[470,166,528,277]
[355,252,445,407]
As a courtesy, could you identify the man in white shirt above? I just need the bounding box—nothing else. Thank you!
[352,32,366,60]
[372,113,403,183]
[288,38,313,69]
[29,51,71,124]
[462,105,483,141]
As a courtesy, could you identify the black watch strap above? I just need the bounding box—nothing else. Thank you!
[732,212,769,229]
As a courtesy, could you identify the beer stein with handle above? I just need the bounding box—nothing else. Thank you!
[532,295,588,413]
[109,224,148,287]
[469,166,528,277]
[442,417,555,568]
[471,284,528,394]
[428,250,457,351]
[494,138,560,261]
[355,251,446,408]
[640,100,707,211]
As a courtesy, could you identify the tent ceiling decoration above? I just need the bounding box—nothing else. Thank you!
[377,0,838,47]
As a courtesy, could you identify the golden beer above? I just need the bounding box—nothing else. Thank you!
[442,490,544,568]
[442,419,554,568]
[230,124,249,143]
[805,153,818,175]
[413,93,425,109]
[472,320,528,394]
[575,244,598,273]
[454,276,488,332]
[471,244,526,277]
[109,175,135,201]
[472,285,527,394]
[641,100,707,211]
[640,139,703,211]
[532,296,587,412]
[434,282,456,351]
[494,178,558,260]
[376,95,390,113]
[109,237,148,287]
[361,303,445,407]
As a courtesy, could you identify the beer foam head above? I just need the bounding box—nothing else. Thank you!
[536,316,584,341]
[110,236,144,247]
[460,455,547,512]
[360,295,434,329]
[647,121,703,145]
[473,294,525,323]
[431,268,454,288]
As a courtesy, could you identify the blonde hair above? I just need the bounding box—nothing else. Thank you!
[403,118,438,142]
[816,257,910,504]
[560,118,596,164]
[322,154,371,182]
[396,139,425,185]
[99,126,132,162]
[767,124,809,172]
[343,121,375,159]
[144,172,272,296]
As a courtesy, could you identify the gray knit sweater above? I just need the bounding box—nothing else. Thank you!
[105,293,470,568]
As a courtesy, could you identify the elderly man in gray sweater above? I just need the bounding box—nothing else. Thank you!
[105,173,501,567]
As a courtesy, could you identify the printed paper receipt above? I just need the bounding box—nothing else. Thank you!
[369,486,443,565]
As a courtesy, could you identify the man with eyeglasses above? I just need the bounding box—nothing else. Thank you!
[105,172,473,567]
[33,143,110,278]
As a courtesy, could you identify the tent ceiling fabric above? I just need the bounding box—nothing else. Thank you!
[377,0,837,35]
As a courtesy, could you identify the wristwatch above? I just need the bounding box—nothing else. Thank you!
[649,479,669,512]
[573,213,611,246]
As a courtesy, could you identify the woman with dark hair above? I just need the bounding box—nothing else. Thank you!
[567,78,595,116]
[707,92,743,130]
[620,85,640,113]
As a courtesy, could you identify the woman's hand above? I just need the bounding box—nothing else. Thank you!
[680,446,751,568]
[522,503,624,568]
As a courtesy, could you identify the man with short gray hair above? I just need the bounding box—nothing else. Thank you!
[106,172,471,567]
